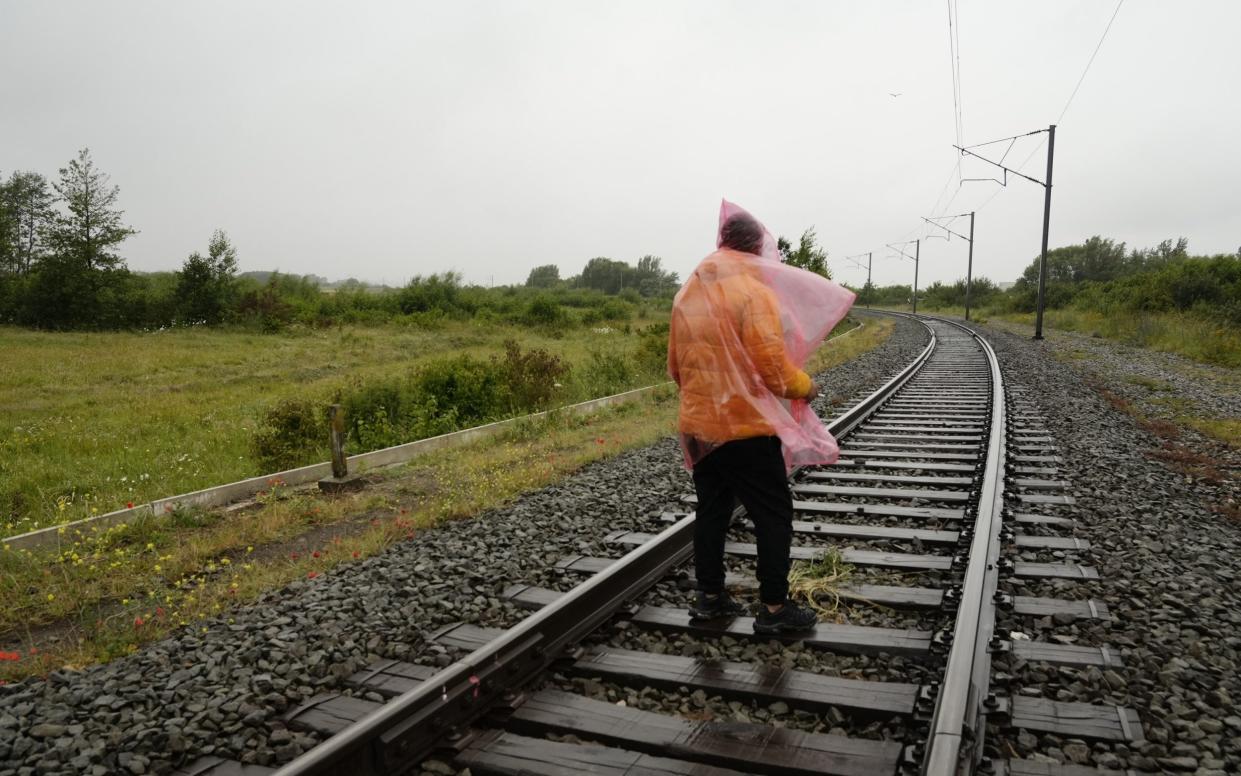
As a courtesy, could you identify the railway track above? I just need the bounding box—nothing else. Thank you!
[176,315,1139,776]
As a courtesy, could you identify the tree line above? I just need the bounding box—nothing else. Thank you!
[854,235,1240,325]
[0,150,680,332]
[0,152,841,334]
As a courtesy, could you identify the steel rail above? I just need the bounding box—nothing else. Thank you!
[272,311,938,776]
[919,316,1008,776]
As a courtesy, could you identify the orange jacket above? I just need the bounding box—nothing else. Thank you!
[668,249,813,443]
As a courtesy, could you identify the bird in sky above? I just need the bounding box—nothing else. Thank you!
[888,92,903,97]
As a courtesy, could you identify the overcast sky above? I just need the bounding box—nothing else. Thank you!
[3,1,1239,289]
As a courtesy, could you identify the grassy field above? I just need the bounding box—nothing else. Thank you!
[881,303,1241,369]
[0,315,890,679]
[0,318,667,536]
[990,308,1241,368]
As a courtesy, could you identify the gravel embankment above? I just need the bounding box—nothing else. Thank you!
[974,322,1241,776]
[0,313,929,776]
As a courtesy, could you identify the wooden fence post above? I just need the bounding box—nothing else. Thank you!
[319,404,364,493]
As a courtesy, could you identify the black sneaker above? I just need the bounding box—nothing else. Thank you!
[753,600,817,634]
[688,592,746,620]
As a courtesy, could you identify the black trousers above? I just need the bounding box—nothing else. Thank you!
[691,435,793,605]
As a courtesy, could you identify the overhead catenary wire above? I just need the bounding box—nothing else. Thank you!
[977,0,1125,212]
[916,0,1129,227]
[879,0,1127,258]
[1057,0,1125,124]
[946,0,965,182]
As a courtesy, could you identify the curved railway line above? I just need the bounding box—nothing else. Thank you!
[176,315,1137,776]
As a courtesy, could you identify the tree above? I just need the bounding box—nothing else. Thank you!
[633,255,679,297]
[0,172,15,275]
[525,263,560,288]
[859,279,875,307]
[44,149,136,274]
[24,150,137,328]
[779,228,831,278]
[578,257,630,294]
[2,171,55,274]
[175,229,239,324]
[1017,236,1127,286]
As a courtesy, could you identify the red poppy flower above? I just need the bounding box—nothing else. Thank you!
[306,571,318,579]
[134,617,144,627]
[311,551,320,558]
[126,501,134,509]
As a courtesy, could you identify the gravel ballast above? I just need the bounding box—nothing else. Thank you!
[8,314,1235,776]
[0,314,930,775]
[972,321,1241,776]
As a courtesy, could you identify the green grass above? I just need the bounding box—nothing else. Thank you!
[1125,374,1175,392]
[1183,418,1241,447]
[0,317,666,536]
[0,313,867,537]
[0,390,685,678]
[882,301,1241,369]
[0,314,893,678]
[990,309,1241,368]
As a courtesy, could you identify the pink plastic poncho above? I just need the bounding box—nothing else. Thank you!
[668,200,856,471]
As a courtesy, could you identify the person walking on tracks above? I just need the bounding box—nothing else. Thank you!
[668,201,855,634]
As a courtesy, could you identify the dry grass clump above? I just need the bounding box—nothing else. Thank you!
[788,547,855,620]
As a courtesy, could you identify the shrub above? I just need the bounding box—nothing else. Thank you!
[523,295,568,328]
[412,355,507,424]
[250,399,328,472]
[581,349,634,398]
[397,272,471,316]
[599,298,633,321]
[492,340,568,412]
[634,322,669,378]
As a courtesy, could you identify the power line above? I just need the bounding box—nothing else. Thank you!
[954,0,964,146]
[1057,0,1125,124]
[893,161,961,247]
[946,0,965,181]
[969,1,1124,216]
[962,130,1044,151]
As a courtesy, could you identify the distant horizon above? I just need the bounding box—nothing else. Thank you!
[134,259,1024,289]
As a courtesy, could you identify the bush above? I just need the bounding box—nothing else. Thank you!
[346,389,459,450]
[581,349,634,398]
[522,295,569,328]
[250,399,328,472]
[599,298,633,321]
[397,272,472,317]
[411,355,507,425]
[492,340,568,412]
[634,322,669,378]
